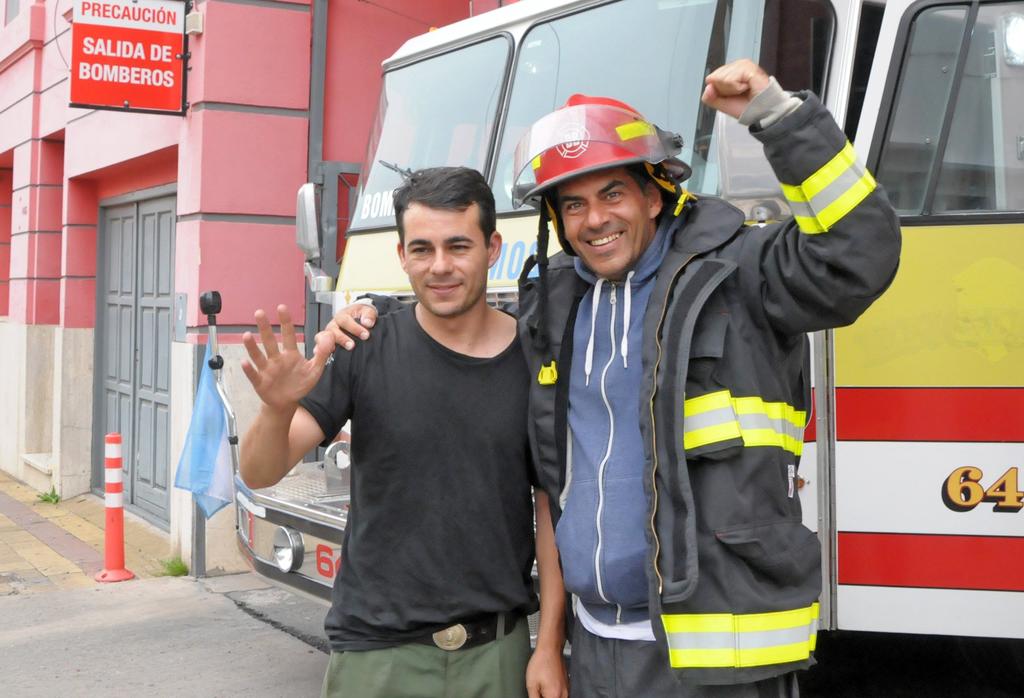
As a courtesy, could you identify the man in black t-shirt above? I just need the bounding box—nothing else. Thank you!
[238,167,568,698]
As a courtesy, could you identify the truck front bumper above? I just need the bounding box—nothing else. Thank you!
[234,463,348,601]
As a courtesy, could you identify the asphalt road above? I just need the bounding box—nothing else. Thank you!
[3,571,1020,697]
[0,574,328,697]
[801,630,1023,697]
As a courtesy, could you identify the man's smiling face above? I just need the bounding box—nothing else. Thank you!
[397,202,499,319]
[557,167,663,280]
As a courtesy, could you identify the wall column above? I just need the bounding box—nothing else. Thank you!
[3,137,63,489]
[9,138,62,324]
[49,174,97,497]
[0,168,11,316]
[169,0,311,573]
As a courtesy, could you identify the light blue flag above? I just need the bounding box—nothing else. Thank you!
[175,344,235,518]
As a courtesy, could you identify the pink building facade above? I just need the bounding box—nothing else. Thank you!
[0,0,503,567]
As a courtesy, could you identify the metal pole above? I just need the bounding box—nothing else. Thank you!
[190,343,207,578]
[306,0,330,362]
[191,498,206,578]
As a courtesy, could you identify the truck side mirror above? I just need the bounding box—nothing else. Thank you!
[296,183,334,293]
[296,183,320,261]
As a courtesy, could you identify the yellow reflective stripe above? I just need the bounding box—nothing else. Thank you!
[779,141,876,234]
[531,155,542,171]
[668,641,813,668]
[663,603,819,668]
[683,390,732,416]
[735,603,819,633]
[684,421,743,450]
[616,120,655,141]
[803,142,857,199]
[815,170,876,230]
[669,647,739,668]
[683,391,806,455]
[780,182,806,203]
[663,604,818,634]
[793,215,827,235]
[664,613,733,634]
[740,429,804,456]
[733,396,805,430]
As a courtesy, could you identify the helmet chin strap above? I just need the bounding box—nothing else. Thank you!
[544,195,576,258]
[535,201,553,355]
[517,201,555,379]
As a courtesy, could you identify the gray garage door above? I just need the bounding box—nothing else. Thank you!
[94,196,174,527]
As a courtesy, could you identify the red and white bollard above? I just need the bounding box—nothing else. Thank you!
[95,433,135,583]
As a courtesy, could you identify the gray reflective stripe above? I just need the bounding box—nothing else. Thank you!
[683,405,737,432]
[685,409,802,442]
[785,198,815,219]
[805,160,867,215]
[737,413,803,441]
[737,412,775,431]
[665,621,817,652]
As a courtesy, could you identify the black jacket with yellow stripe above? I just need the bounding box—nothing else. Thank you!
[517,93,901,686]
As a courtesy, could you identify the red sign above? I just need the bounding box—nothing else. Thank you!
[70,0,187,114]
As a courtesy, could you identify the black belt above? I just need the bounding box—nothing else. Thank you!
[412,612,522,651]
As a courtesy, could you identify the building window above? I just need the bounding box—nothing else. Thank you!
[5,0,21,25]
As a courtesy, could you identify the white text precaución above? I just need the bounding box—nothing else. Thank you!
[79,1,179,26]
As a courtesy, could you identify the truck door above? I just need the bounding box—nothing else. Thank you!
[832,0,1024,639]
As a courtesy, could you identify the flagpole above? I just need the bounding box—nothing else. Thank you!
[201,291,241,477]
[189,290,236,579]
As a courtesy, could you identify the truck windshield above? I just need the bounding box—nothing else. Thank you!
[492,0,767,211]
[350,0,833,231]
[350,37,510,231]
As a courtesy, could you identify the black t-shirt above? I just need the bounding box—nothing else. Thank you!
[299,305,538,651]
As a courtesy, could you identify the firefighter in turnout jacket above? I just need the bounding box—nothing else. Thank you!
[510,60,901,695]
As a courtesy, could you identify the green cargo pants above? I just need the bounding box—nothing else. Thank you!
[321,618,530,698]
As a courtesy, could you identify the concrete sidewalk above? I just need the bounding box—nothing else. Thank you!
[0,472,331,696]
[0,471,169,594]
[0,573,328,697]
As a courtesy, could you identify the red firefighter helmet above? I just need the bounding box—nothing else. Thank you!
[512,94,691,208]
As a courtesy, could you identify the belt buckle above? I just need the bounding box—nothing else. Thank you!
[432,623,468,651]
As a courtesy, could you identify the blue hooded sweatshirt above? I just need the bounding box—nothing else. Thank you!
[555,216,674,625]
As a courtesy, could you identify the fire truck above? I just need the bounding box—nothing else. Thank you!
[232,0,1024,658]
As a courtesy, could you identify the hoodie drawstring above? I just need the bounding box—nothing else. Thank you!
[620,271,634,369]
[585,272,636,385]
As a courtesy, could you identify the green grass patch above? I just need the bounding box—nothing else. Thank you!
[158,557,189,577]
[36,486,60,504]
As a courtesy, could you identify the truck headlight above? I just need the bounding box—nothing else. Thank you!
[272,527,304,573]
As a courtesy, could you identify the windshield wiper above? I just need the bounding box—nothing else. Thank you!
[378,160,414,181]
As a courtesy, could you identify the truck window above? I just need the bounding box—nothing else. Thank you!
[491,0,835,212]
[844,2,885,140]
[875,2,1024,214]
[350,37,510,232]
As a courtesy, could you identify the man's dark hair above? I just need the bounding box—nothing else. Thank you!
[624,163,653,193]
[393,167,496,244]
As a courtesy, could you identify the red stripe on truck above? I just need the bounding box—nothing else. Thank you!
[838,531,1024,592]
[835,388,1024,442]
